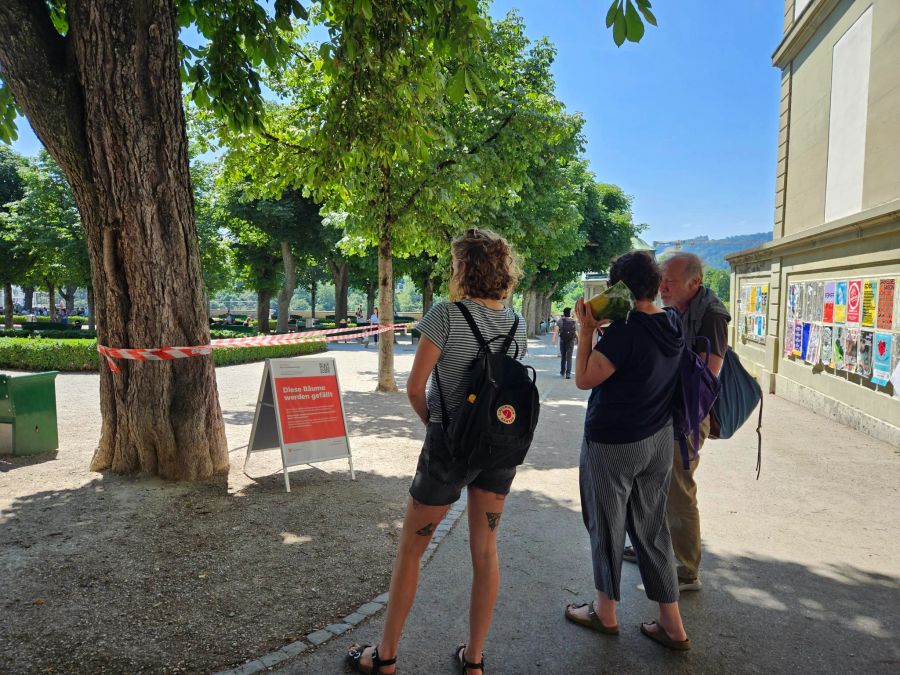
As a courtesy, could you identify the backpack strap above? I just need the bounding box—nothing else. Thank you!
[455,301,489,350]
[456,301,520,358]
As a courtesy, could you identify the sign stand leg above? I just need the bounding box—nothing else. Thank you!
[283,465,292,493]
[347,453,355,481]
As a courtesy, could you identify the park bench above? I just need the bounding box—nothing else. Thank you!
[0,371,59,456]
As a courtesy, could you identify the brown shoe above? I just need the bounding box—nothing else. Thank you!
[640,621,691,651]
[564,601,619,635]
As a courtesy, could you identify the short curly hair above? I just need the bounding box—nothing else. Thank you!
[450,228,521,301]
[609,251,661,301]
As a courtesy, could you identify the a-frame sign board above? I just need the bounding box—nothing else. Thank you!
[244,357,354,492]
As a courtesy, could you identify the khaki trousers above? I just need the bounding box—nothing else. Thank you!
[666,416,710,580]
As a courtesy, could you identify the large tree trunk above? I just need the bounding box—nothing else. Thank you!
[47,281,56,321]
[87,285,95,331]
[63,285,77,312]
[276,241,295,333]
[257,289,271,334]
[329,259,349,322]
[377,228,397,391]
[310,278,317,319]
[422,277,434,314]
[23,286,34,312]
[3,283,13,328]
[0,0,228,480]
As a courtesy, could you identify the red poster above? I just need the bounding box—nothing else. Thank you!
[847,279,862,323]
[877,278,895,330]
[274,375,346,445]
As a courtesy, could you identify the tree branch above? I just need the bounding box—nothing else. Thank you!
[0,0,92,191]
[397,111,515,218]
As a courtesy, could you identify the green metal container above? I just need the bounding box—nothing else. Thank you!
[0,371,60,456]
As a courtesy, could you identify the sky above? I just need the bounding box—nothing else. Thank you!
[10,0,785,244]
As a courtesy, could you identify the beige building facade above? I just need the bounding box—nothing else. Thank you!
[729,0,900,445]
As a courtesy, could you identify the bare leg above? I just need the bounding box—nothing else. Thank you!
[349,497,449,673]
[566,590,618,628]
[463,486,508,667]
[642,601,688,642]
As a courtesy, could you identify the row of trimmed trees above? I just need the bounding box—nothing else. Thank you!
[0,0,652,481]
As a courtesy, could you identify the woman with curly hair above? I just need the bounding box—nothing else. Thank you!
[348,229,527,674]
[564,251,692,651]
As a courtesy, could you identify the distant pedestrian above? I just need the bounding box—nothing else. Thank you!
[366,308,379,347]
[551,307,577,378]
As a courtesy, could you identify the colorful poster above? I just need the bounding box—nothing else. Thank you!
[813,282,825,322]
[748,285,757,313]
[871,333,892,386]
[740,286,750,312]
[876,278,895,330]
[821,326,833,366]
[801,323,811,361]
[759,285,769,311]
[843,328,860,373]
[823,282,836,323]
[804,283,817,322]
[806,324,821,365]
[784,321,796,357]
[833,326,846,370]
[788,283,800,321]
[756,315,765,339]
[892,336,900,397]
[797,283,807,323]
[834,281,848,324]
[847,280,862,323]
[857,331,874,378]
[793,320,803,357]
[861,279,877,328]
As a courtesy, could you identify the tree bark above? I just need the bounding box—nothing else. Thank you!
[0,0,228,480]
[329,259,349,322]
[522,288,537,338]
[310,279,317,319]
[276,240,295,333]
[257,288,271,334]
[377,227,398,391]
[87,285,95,331]
[23,286,34,312]
[47,281,56,321]
[3,283,13,328]
[63,285,77,312]
[422,277,434,314]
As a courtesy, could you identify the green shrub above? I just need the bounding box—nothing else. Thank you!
[0,338,99,371]
[0,328,96,339]
[12,314,89,325]
[0,337,326,371]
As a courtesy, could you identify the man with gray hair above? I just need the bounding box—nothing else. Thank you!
[623,252,730,592]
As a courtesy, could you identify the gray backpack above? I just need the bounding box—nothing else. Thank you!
[710,347,763,479]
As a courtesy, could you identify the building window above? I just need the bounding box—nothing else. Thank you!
[823,7,874,223]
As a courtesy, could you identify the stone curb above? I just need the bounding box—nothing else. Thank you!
[212,493,468,675]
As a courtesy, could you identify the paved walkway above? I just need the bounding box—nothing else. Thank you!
[279,337,900,674]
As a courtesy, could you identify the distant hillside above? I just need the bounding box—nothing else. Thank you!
[653,232,772,270]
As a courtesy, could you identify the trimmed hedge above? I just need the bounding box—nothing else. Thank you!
[0,338,326,372]
[0,328,97,339]
[12,314,89,324]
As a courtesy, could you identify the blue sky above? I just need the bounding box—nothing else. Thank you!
[11,0,784,243]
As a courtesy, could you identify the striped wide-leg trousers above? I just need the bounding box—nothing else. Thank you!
[579,423,679,603]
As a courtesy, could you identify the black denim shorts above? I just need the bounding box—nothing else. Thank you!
[409,423,517,506]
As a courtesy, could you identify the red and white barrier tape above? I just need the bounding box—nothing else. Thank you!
[97,323,415,372]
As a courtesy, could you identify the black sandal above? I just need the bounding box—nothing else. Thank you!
[346,644,397,674]
[455,644,484,673]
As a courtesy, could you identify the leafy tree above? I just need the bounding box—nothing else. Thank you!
[4,151,89,322]
[191,159,235,306]
[0,145,28,326]
[703,267,731,303]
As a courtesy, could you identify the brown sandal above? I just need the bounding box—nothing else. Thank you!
[564,601,620,635]
[640,621,691,651]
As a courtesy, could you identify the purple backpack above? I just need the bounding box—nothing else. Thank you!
[673,335,721,470]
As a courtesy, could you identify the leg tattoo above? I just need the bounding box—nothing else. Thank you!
[486,512,502,531]
[416,522,435,537]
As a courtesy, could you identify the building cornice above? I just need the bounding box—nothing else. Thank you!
[727,199,900,263]
[772,0,843,68]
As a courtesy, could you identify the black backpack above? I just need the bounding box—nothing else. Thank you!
[558,317,577,342]
[435,302,540,470]
[709,347,763,479]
